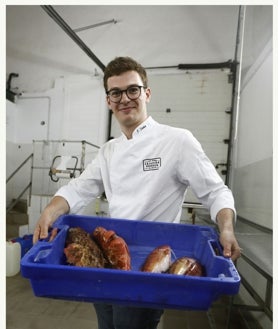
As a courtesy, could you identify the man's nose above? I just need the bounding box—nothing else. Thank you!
[120,91,130,103]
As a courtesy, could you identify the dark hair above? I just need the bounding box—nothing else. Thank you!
[103,56,148,91]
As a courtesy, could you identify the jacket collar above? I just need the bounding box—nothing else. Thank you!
[132,116,156,138]
[120,116,157,140]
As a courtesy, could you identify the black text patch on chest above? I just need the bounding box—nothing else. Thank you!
[143,158,161,171]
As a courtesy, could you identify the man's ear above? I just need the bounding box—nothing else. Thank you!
[106,96,111,108]
[145,87,151,103]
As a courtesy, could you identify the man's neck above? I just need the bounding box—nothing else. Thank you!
[122,116,148,140]
[122,125,138,140]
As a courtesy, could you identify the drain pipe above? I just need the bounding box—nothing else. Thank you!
[41,5,106,72]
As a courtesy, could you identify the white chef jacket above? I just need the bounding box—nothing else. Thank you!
[55,116,235,223]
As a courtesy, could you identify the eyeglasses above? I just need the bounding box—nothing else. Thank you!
[106,85,146,103]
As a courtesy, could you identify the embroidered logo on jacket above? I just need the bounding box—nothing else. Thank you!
[143,158,161,171]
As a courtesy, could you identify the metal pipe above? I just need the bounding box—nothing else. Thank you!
[225,5,246,186]
[41,5,106,72]
[6,153,34,183]
[73,19,117,33]
[107,110,113,140]
[81,141,86,172]
[82,140,100,149]
[6,183,32,212]
[33,139,100,148]
[28,149,34,207]
[145,61,234,71]
[237,272,272,320]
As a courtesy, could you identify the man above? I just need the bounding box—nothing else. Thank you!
[33,56,241,329]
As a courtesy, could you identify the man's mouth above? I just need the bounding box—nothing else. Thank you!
[118,107,134,113]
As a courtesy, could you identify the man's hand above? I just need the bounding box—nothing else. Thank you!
[216,208,241,261]
[33,196,69,244]
[218,229,241,261]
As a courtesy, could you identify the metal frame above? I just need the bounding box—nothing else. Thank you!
[31,139,100,175]
[6,140,100,212]
[6,153,34,212]
[234,254,273,321]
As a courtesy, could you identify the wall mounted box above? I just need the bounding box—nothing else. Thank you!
[21,214,240,310]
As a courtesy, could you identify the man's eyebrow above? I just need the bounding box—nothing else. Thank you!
[108,84,139,91]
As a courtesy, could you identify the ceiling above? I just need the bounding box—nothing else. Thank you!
[6,5,242,75]
[6,4,274,95]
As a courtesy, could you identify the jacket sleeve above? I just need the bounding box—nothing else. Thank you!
[177,131,236,222]
[54,151,105,214]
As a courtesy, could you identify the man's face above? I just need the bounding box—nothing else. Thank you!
[106,70,151,131]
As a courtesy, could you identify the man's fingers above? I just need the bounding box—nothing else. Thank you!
[33,224,49,244]
[48,228,58,242]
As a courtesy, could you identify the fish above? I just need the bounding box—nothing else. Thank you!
[167,257,203,276]
[141,245,172,273]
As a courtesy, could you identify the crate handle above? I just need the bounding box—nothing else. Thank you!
[34,248,52,263]
[209,240,223,257]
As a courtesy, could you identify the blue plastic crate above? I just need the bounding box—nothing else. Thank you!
[20,214,240,310]
[12,234,33,258]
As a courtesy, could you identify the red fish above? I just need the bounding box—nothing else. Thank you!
[168,257,203,276]
[142,245,172,273]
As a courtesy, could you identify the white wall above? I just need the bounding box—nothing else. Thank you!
[6,73,108,206]
[229,7,273,329]
[62,75,107,142]
[232,39,273,229]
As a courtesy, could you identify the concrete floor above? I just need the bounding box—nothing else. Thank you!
[6,272,254,329]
